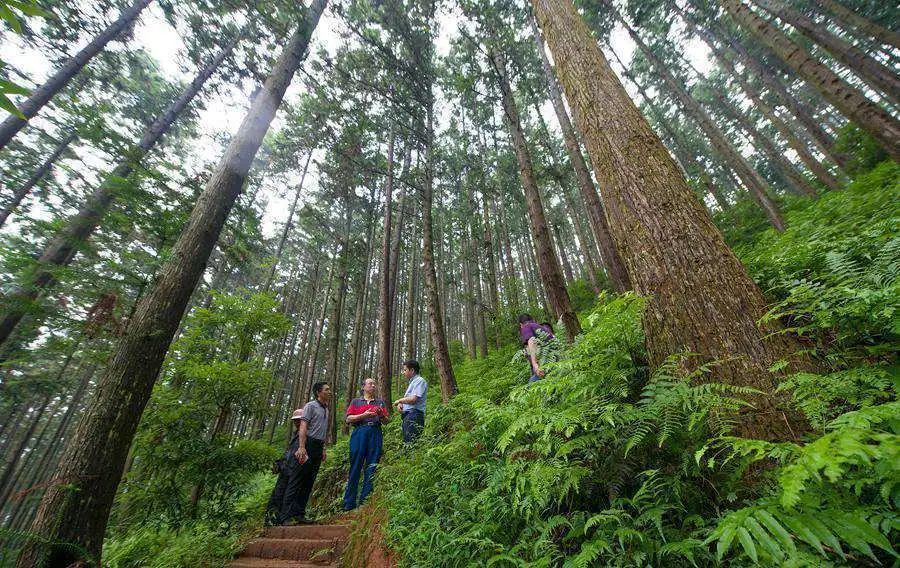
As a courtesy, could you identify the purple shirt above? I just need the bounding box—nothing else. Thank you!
[519,322,553,345]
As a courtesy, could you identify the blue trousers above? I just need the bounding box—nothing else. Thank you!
[401,409,425,444]
[343,425,383,510]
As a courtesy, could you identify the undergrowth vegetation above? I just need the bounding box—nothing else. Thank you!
[97,161,897,567]
[319,161,898,567]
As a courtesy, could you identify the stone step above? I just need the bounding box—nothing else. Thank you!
[263,524,349,540]
[240,538,342,563]
[230,558,336,568]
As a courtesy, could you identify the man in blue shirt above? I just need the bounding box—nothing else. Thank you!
[393,359,427,444]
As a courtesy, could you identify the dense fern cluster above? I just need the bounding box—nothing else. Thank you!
[328,166,899,567]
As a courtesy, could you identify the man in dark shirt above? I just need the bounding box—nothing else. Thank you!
[279,381,331,525]
[342,377,389,510]
[264,408,304,526]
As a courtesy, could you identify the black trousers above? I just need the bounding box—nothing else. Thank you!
[278,437,324,523]
[401,409,425,443]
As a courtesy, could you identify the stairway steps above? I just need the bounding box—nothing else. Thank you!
[263,524,349,540]
[230,558,336,568]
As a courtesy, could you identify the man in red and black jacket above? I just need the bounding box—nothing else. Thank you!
[343,377,389,511]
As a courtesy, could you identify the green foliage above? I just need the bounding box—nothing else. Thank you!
[0,0,49,117]
[736,161,899,362]
[832,124,890,177]
[339,170,900,566]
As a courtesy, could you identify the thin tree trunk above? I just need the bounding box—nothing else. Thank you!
[0,0,154,151]
[615,14,787,230]
[0,36,239,351]
[814,0,900,52]
[324,190,352,444]
[421,103,457,401]
[679,9,842,191]
[753,0,900,105]
[264,150,312,292]
[532,0,809,441]
[700,13,850,171]
[0,132,77,228]
[722,0,900,161]
[490,48,581,341]
[375,133,395,398]
[16,4,327,564]
[531,17,630,292]
[480,191,501,348]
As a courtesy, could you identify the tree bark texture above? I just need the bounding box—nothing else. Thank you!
[15,3,326,565]
[0,0,155,152]
[532,0,809,442]
[722,0,900,161]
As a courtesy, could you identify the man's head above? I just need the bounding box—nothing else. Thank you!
[518,313,534,325]
[401,359,419,380]
[362,377,377,396]
[313,381,331,402]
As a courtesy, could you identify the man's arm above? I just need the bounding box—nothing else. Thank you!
[527,336,544,377]
[294,420,309,464]
[346,410,377,424]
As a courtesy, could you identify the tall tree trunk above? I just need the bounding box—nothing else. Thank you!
[752,0,900,105]
[490,49,581,341]
[814,0,900,53]
[532,0,809,441]
[0,0,154,152]
[403,227,418,362]
[616,14,787,230]
[0,36,240,351]
[480,191,501,348]
[722,0,900,161]
[324,189,352,444]
[375,133,395,398]
[467,202,488,358]
[530,17,630,292]
[421,103,457,401]
[0,132,77,228]
[15,4,326,565]
[263,150,312,292]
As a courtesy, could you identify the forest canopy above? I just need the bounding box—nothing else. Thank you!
[0,0,897,566]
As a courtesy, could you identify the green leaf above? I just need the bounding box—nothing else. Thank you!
[736,527,758,563]
[0,78,30,95]
[746,517,784,561]
[780,514,826,558]
[715,525,736,561]
[754,510,796,555]
[0,93,25,118]
[5,0,51,18]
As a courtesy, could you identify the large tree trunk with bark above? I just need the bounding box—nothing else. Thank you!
[15,4,326,565]
[490,49,581,341]
[752,0,900,106]
[617,14,787,230]
[0,36,239,352]
[0,0,155,152]
[530,17,630,292]
[0,132,77,228]
[532,0,809,441]
[722,0,900,161]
